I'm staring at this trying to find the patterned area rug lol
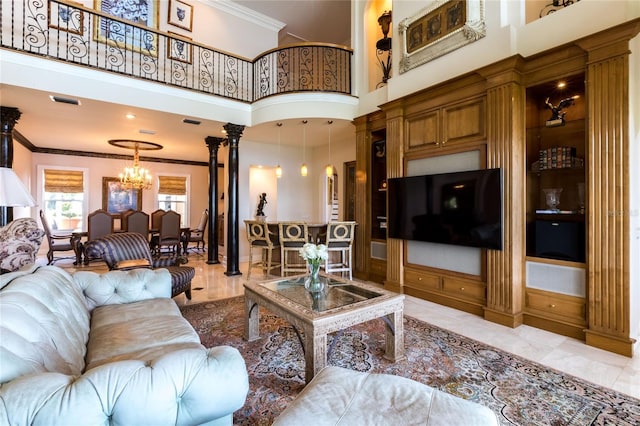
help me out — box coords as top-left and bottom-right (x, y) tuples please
(180, 297), (640, 426)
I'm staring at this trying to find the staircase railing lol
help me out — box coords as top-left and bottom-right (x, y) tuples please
(1, 0), (353, 103)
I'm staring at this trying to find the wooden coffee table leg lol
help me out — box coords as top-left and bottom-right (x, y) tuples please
(384, 309), (405, 362)
(305, 330), (327, 384)
(244, 296), (260, 341)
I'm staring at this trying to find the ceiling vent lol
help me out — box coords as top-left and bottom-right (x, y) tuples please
(139, 129), (156, 135)
(182, 118), (201, 125)
(49, 95), (80, 105)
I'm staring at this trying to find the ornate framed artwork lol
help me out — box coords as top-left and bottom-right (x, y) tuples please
(93, 0), (159, 56)
(168, 0), (193, 32)
(167, 32), (192, 63)
(48, 1), (84, 35)
(399, 0), (486, 74)
(102, 177), (142, 214)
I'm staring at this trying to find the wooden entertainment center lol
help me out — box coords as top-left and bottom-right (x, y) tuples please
(353, 21), (639, 356)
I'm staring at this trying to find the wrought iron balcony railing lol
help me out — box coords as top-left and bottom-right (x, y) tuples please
(1, 0), (353, 103)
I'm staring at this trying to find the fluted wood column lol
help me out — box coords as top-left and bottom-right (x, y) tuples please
(0, 107), (22, 226)
(205, 136), (224, 264)
(576, 24), (639, 356)
(223, 123), (245, 277)
(381, 103), (404, 293)
(353, 115), (370, 280)
(479, 60), (526, 327)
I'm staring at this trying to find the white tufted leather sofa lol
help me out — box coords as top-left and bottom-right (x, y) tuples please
(0, 264), (249, 425)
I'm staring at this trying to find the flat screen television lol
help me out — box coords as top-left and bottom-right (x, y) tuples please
(387, 168), (503, 250)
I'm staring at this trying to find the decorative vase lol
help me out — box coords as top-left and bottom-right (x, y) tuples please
(543, 188), (562, 211)
(304, 262), (324, 293)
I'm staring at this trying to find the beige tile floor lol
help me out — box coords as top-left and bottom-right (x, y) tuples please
(48, 248), (640, 400)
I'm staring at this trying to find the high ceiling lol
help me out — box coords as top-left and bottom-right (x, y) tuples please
(1, 0), (353, 163)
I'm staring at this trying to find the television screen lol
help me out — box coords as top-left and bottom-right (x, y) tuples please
(387, 168), (503, 250)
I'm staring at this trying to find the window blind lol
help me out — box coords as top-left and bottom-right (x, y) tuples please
(158, 176), (186, 195)
(44, 169), (84, 193)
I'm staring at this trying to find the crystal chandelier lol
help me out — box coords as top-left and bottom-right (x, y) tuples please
(109, 140), (163, 190)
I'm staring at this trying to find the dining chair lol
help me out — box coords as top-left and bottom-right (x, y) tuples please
(124, 210), (150, 241)
(83, 209), (114, 265)
(150, 209), (165, 231)
(183, 209), (208, 253)
(38, 210), (74, 265)
(320, 221), (356, 280)
(278, 221), (309, 276)
(151, 210), (182, 255)
(245, 220), (280, 279)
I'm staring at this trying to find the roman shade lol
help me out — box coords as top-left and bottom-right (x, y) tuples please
(158, 176), (186, 195)
(44, 169), (84, 193)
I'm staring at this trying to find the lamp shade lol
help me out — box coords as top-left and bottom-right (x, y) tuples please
(0, 167), (36, 207)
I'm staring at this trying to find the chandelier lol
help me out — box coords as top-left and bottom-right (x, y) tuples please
(108, 140), (163, 190)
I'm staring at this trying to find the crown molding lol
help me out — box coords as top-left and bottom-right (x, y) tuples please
(202, 0), (285, 33)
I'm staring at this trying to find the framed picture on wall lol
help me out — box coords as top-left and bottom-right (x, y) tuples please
(168, 0), (193, 31)
(102, 177), (142, 214)
(93, 0), (159, 56)
(167, 32), (192, 63)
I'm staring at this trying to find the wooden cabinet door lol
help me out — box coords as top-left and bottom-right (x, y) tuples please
(442, 97), (485, 146)
(406, 109), (439, 151)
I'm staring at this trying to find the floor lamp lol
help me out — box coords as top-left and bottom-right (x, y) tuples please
(0, 167), (36, 227)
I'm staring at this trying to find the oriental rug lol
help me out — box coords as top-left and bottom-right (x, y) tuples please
(180, 297), (640, 426)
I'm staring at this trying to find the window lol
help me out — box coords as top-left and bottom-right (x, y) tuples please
(157, 175), (188, 226)
(41, 168), (87, 231)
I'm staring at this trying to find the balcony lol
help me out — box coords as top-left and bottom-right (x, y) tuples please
(1, 0), (353, 104)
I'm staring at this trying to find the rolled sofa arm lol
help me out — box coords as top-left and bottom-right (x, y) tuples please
(0, 346), (249, 426)
(73, 268), (172, 310)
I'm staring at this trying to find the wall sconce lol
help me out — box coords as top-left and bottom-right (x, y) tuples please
(539, 0), (580, 18)
(376, 10), (392, 88)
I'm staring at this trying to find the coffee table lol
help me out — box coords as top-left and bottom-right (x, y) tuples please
(243, 274), (405, 384)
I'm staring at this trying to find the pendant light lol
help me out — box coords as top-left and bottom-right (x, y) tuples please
(275, 122), (283, 178)
(325, 120), (334, 178)
(301, 120), (308, 177)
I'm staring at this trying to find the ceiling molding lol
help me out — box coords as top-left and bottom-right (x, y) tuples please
(204, 0), (285, 33)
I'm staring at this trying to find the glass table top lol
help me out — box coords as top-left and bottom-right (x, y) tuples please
(259, 276), (383, 312)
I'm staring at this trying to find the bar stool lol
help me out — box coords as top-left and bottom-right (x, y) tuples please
(245, 220), (280, 279)
(320, 221), (356, 280)
(279, 222), (309, 276)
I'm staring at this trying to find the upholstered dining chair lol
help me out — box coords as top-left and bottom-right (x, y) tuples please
(320, 221), (356, 280)
(150, 209), (165, 231)
(183, 209), (208, 253)
(245, 220), (280, 279)
(123, 210), (150, 241)
(82, 209), (114, 265)
(151, 210), (182, 255)
(39, 209), (74, 265)
(278, 221), (309, 276)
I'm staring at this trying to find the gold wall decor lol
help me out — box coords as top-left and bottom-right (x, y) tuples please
(399, 0), (486, 74)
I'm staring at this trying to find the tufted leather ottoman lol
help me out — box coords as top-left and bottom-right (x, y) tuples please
(273, 366), (499, 426)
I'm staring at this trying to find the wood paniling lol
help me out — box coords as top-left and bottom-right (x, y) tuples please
(480, 61), (527, 328)
(577, 27), (637, 356)
(405, 97), (485, 152)
(353, 116), (370, 280)
(383, 108), (404, 292)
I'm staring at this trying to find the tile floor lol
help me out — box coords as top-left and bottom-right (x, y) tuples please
(49, 249), (640, 400)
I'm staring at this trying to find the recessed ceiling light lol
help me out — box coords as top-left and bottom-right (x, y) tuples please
(182, 118), (201, 125)
(49, 95), (80, 105)
(126, 113), (136, 119)
(139, 129), (156, 135)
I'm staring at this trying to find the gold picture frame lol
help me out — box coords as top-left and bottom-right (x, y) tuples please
(102, 177), (142, 214)
(167, 32), (192, 63)
(93, 0), (159, 57)
(48, 1), (84, 35)
(399, 0), (486, 74)
(168, 0), (193, 32)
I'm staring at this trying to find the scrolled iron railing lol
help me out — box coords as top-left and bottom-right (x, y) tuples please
(0, 0), (352, 103)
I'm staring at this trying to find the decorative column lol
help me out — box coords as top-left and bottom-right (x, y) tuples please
(223, 123), (245, 276)
(0, 107), (22, 226)
(205, 136), (225, 264)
